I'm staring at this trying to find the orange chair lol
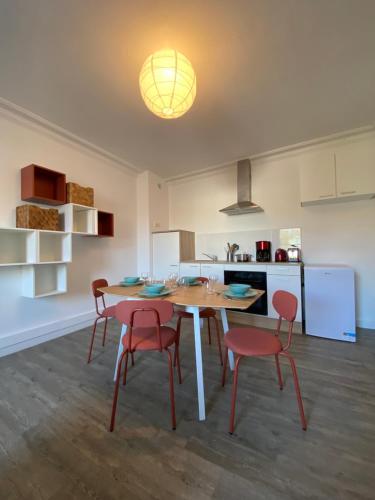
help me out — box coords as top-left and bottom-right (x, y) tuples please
(110, 300), (182, 431)
(222, 290), (307, 434)
(175, 277), (223, 365)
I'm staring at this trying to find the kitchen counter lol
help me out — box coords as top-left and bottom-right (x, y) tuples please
(181, 260), (303, 266)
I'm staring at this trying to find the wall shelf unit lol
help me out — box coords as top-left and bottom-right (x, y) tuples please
(58, 203), (98, 235)
(21, 164), (66, 205)
(97, 211), (114, 237)
(0, 227), (37, 266)
(38, 230), (72, 263)
(22, 264), (68, 298)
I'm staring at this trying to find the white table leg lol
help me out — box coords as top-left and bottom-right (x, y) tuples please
(113, 323), (127, 381)
(186, 305), (206, 421)
(220, 308), (234, 370)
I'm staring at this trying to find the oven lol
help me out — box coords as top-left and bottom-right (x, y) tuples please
(224, 270), (268, 316)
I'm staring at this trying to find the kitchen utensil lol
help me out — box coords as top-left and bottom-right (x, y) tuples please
(275, 248), (288, 262)
(287, 245), (302, 262)
(256, 241), (271, 262)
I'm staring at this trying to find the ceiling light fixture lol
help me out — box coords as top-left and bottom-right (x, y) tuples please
(139, 49), (196, 119)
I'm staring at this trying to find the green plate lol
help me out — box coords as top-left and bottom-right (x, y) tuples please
(119, 280), (143, 287)
(138, 288), (172, 298)
(224, 290), (257, 299)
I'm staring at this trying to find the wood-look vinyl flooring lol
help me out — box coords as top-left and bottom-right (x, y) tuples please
(0, 318), (374, 499)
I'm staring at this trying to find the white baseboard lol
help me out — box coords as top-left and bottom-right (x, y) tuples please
(0, 310), (98, 358)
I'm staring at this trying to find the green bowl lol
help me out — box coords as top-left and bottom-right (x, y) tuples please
(123, 277), (140, 283)
(182, 276), (198, 284)
(229, 283), (251, 295)
(144, 283), (165, 293)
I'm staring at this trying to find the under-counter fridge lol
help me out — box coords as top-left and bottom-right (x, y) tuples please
(304, 265), (356, 342)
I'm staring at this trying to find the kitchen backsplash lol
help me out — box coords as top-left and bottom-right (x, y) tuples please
(196, 227), (301, 261)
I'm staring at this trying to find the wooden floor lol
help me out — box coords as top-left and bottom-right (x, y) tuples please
(0, 319), (374, 500)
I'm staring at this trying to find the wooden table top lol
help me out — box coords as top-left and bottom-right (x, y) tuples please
(99, 284), (264, 310)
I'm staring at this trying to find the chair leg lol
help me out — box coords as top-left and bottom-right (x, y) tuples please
(221, 347), (229, 387)
(207, 317), (212, 344)
(131, 352), (135, 366)
(229, 356), (242, 434)
(109, 350), (127, 432)
(281, 351), (307, 431)
(174, 316), (182, 367)
(102, 317), (108, 346)
(214, 317), (223, 365)
(166, 348), (177, 430)
(275, 353), (283, 390)
(175, 343), (182, 384)
(122, 351), (129, 385)
(87, 317), (99, 364)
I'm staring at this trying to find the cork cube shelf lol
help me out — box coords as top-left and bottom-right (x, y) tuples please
(22, 264), (68, 298)
(58, 203), (98, 235)
(97, 211), (114, 237)
(0, 227), (37, 266)
(38, 230), (72, 263)
(21, 164), (66, 206)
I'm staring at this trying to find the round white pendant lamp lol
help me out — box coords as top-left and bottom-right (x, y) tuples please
(139, 49), (196, 119)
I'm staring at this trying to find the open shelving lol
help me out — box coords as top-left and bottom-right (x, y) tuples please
(21, 164), (66, 205)
(22, 264), (67, 298)
(38, 230), (72, 263)
(97, 211), (114, 237)
(0, 227), (37, 266)
(58, 203), (98, 235)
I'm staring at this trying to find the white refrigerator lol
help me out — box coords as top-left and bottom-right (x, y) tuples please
(304, 265), (356, 342)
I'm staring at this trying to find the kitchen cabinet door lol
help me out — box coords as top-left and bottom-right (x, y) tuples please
(335, 139), (375, 198)
(200, 264), (224, 283)
(267, 274), (302, 322)
(299, 150), (336, 205)
(179, 263), (201, 278)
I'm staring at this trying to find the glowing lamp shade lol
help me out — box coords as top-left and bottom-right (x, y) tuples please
(139, 49), (196, 119)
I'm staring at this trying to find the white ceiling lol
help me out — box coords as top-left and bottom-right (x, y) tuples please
(1, 0), (375, 178)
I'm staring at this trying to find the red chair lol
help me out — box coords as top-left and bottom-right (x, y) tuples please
(110, 300), (182, 432)
(87, 279), (117, 363)
(222, 290), (307, 434)
(175, 277), (223, 365)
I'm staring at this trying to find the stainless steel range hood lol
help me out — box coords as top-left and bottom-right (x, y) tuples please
(219, 159), (263, 215)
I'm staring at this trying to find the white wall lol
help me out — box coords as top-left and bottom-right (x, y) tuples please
(168, 133), (375, 329)
(0, 109), (138, 355)
(137, 170), (169, 275)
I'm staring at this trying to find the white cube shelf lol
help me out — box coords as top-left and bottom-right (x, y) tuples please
(22, 264), (67, 298)
(38, 230), (72, 263)
(0, 227), (37, 266)
(58, 203), (98, 235)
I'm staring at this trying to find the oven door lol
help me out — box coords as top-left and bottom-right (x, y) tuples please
(224, 270), (268, 316)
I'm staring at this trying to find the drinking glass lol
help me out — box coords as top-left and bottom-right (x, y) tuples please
(207, 274), (218, 294)
(168, 272), (178, 289)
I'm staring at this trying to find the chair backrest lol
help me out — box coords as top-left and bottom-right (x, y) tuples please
(196, 276), (209, 283)
(116, 300), (174, 327)
(272, 290), (298, 322)
(92, 278), (108, 298)
(272, 290), (298, 350)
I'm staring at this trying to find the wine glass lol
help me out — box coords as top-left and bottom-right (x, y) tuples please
(141, 271), (148, 282)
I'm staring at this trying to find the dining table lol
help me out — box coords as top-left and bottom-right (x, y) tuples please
(99, 282), (264, 421)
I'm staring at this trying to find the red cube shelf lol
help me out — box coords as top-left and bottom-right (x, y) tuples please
(98, 211), (114, 237)
(21, 164), (66, 205)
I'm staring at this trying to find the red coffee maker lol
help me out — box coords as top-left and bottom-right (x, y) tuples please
(256, 241), (271, 262)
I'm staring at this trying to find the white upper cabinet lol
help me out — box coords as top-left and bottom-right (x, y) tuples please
(335, 139), (375, 199)
(300, 134), (375, 206)
(299, 150), (336, 205)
